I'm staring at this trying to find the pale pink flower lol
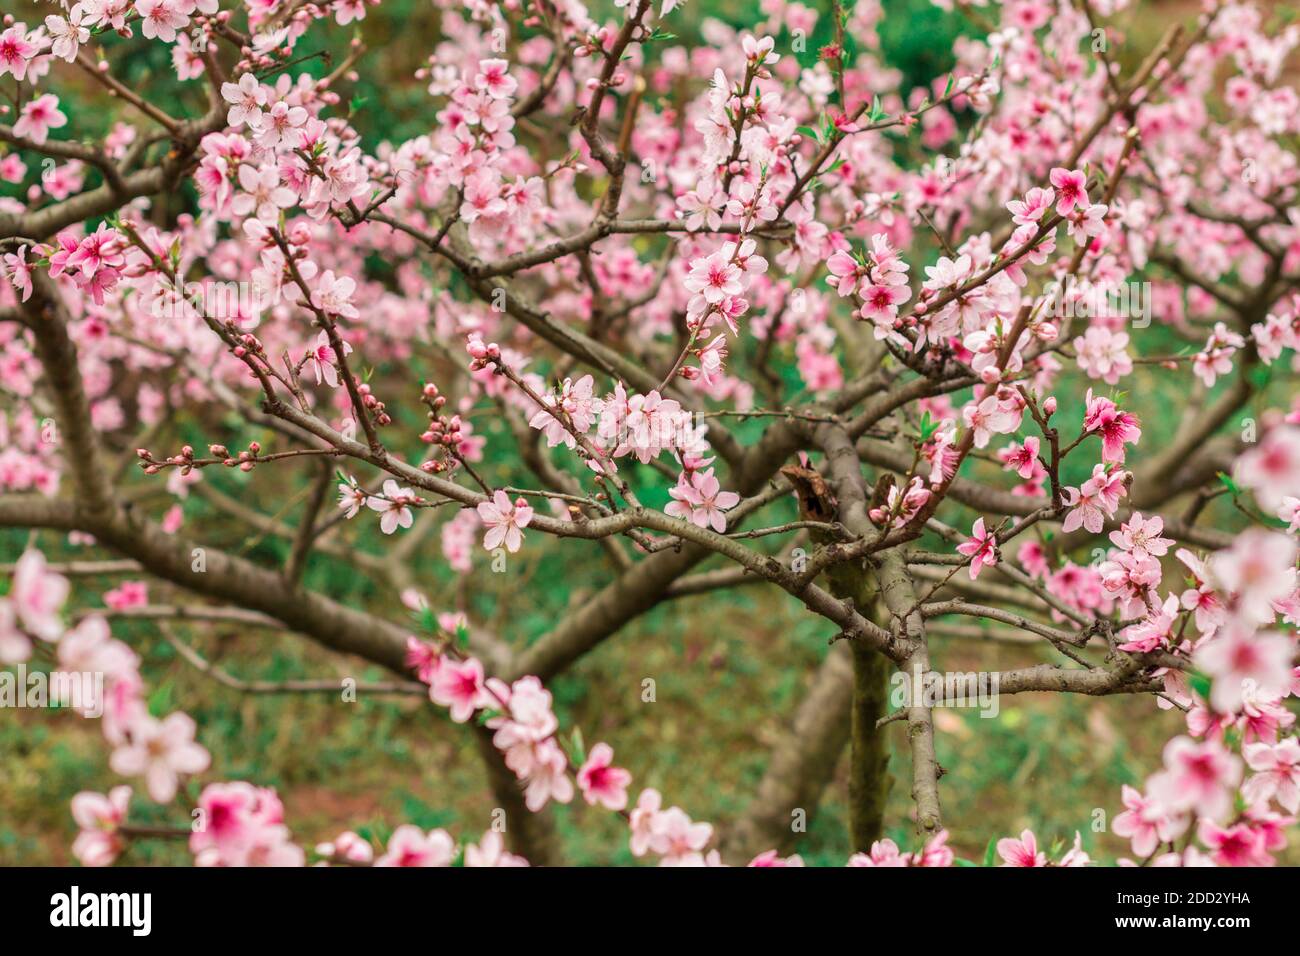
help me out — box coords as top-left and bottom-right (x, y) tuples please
(315, 830), (374, 864)
(136, 0), (190, 42)
(1083, 390), (1141, 463)
(13, 94), (68, 146)
(1112, 783), (1187, 858)
(1058, 832), (1091, 867)
(474, 58), (517, 99)
(1073, 326), (1132, 384)
(0, 25), (40, 81)
(337, 479), (367, 518)
(962, 395), (1018, 449)
(9, 549), (69, 641)
(45, 12), (89, 63)
(577, 742), (632, 811)
(232, 164), (297, 223)
(476, 490), (533, 552)
(1194, 625), (1295, 714)
(651, 806), (713, 865)
(1155, 736), (1242, 822)
(71, 786), (132, 867)
(847, 838), (907, 866)
(996, 829), (1047, 867)
(314, 270), (359, 319)
(1209, 528), (1297, 625)
(464, 830), (528, 867)
(629, 788), (663, 857)
(1197, 820), (1272, 867)
(1109, 512), (1171, 560)
(1061, 464), (1127, 534)
(304, 330), (351, 388)
(1048, 167), (1087, 214)
(429, 656), (487, 723)
(684, 250), (743, 305)
(956, 517), (998, 579)
(221, 73), (267, 129)
(1235, 426), (1300, 511)
(366, 479), (416, 535)
(1243, 738), (1300, 813)
(374, 825), (454, 867)
(664, 468), (740, 532)
(109, 712), (211, 803)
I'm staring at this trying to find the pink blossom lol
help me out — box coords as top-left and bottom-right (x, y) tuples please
(221, 73), (268, 129)
(629, 788), (664, 857)
(374, 825), (454, 867)
(1083, 390), (1141, 463)
(847, 838), (908, 866)
(366, 479), (416, 534)
(474, 58), (518, 99)
(962, 395), (1018, 448)
(136, 0), (190, 42)
(1048, 167), (1087, 215)
(956, 517), (998, 579)
(1235, 426), (1300, 511)
(1194, 625), (1295, 714)
(684, 250), (744, 305)
(1155, 736), (1242, 822)
(104, 581), (148, 611)
(1109, 512), (1171, 560)
(1073, 326), (1132, 384)
(9, 549), (69, 641)
(464, 830), (528, 867)
(996, 829), (1047, 866)
(577, 742), (632, 811)
(1111, 783), (1187, 858)
(13, 95), (68, 146)
(1197, 820), (1272, 867)
(664, 468), (740, 532)
(315, 830), (374, 864)
(109, 712), (211, 803)
(1243, 738), (1300, 813)
(1061, 464), (1128, 534)
(304, 330), (352, 389)
(0, 25), (40, 81)
(1209, 528), (1297, 625)
(476, 490), (534, 552)
(429, 656), (487, 722)
(70, 786), (132, 867)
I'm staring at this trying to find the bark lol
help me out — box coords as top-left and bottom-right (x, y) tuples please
(784, 460), (893, 850)
(827, 560), (891, 850)
(721, 642), (854, 863)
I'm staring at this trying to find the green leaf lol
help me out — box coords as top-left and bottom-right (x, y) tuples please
(982, 837), (997, 867)
(1216, 472), (1241, 497)
(566, 727), (587, 768)
(919, 410), (940, 442)
(147, 681), (174, 718)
